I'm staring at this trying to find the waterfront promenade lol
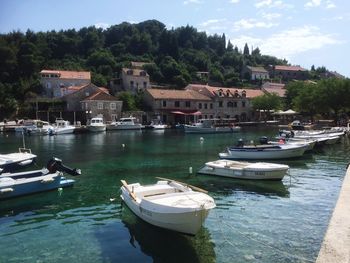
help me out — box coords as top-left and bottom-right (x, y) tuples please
(316, 163), (350, 263)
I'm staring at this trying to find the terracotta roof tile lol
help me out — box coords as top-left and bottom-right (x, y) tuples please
(81, 91), (119, 101)
(186, 84), (264, 98)
(146, 88), (211, 101)
(40, 70), (91, 79)
(274, 65), (307, 71)
(122, 68), (149, 77)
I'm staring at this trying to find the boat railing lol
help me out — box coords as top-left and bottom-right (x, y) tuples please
(19, 148), (32, 154)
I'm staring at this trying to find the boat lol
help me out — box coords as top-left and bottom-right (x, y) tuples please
(0, 148), (37, 173)
(219, 140), (307, 160)
(0, 157), (81, 200)
(107, 117), (143, 130)
(120, 177), (216, 235)
(49, 119), (75, 135)
(87, 117), (106, 132)
(145, 121), (168, 130)
(184, 119), (241, 134)
(198, 159), (289, 180)
(15, 120), (53, 135)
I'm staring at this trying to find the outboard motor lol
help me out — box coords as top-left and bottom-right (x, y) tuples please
(47, 157), (81, 176)
(236, 138), (244, 147)
(259, 136), (269, 145)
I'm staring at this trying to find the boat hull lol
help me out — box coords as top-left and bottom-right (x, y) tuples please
(120, 182), (215, 235)
(220, 145), (306, 160)
(184, 125), (241, 134)
(107, 124), (143, 130)
(87, 125), (106, 132)
(0, 173), (74, 200)
(198, 160), (289, 180)
(0, 152), (37, 173)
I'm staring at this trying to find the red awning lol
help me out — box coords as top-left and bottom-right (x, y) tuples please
(171, 110), (202, 116)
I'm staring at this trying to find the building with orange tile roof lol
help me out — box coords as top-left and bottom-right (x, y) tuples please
(144, 88), (212, 124)
(186, 84), (264, 121)
(268, 65), (308, 81)
(40, 69), (91, 98)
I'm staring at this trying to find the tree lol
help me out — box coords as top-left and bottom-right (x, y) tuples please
(243, 43), (250, 56)
(252, 93), (282, 121)
(117, 91), (137, 111)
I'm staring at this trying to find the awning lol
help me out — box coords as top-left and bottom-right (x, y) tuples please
(171, 110), (202, 116)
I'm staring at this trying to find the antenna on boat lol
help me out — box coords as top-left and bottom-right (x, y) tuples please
(22, 131), (26, 148)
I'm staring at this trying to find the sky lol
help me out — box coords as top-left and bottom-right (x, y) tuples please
(0, 0), (349, 77)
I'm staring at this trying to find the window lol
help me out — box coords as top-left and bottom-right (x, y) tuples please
(98, 102), (103, 109)
(185, 101), (190, 107)
(234, 102), (237, 107)
(227, 102), (233, 108)
(140, 71), (146, 76)
(175, 101), (180, 107)
(198, 103), (202, 109)
(162, 100), (167, 107)
(110, 103), (116, 110)
(204, 103), (208, 109)
(242, 101), (246, 107)
(85, 92), (90, 97)
(130, 81), (134, 88)
(143, 82), (147, 88)
(210, 103), (213, 109)
(219, 101), (223, 107)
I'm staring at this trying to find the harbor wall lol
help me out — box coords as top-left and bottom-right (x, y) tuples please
(316, 163), (350, 263)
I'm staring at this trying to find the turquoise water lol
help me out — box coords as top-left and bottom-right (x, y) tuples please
(0, 129), (349, 263)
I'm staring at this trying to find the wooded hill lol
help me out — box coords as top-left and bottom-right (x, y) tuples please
(0, 19), (295, 117)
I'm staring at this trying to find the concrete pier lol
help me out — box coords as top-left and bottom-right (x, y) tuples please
(316, 163), (350, 263)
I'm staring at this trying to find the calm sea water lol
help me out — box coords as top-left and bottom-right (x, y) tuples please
(0, 128), (349, 263)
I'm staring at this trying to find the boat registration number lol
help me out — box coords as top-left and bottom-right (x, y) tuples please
(254, 171), (265, 176)
(140, 207), (153, 217)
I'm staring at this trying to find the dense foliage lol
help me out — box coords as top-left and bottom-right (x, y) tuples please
(0, 20), (289, 118)
(285, 79), (350, 122)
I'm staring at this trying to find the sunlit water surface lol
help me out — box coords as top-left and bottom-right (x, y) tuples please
(0, 128), (349, 263)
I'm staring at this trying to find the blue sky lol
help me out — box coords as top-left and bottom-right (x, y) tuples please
(1, 0), (349, 77)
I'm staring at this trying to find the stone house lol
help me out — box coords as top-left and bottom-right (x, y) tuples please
(261, 82), (286, 97)
(80, 91), (123, 122)
(186, 84), (264, 121)
(121, 68), (150, 94)
(242, 66), (269, 81)
(40, 69), (91, 98)
(268, 65), (308, 81)
(143, 88), (212, 124)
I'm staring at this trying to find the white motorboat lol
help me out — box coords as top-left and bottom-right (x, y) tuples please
(271, 138), (317, 152)
(219, 143), (307, 160)
(184, 119), (241, 134)
(120, 178), (216, 235)
(146, 121), (168, 130)
(198, 159), (289, 180)
(87, 117), (106, 132)
(107, 117), (143, 130)
(0, 157), (80, 200)
(15, 120), (53, 135)
(49, 119), (75, 135)
(0, 148), (37, 173)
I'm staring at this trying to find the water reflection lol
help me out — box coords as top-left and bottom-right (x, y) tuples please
(118, 204), (216, 263)
(194, 175), (290, 198)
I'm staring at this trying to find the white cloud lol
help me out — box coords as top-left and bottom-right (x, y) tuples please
(304, 0), (336, 9)
(233, 18), (278, 31)
(183, 0), (201, 5)
(200, 19), (226, 27)
(255, 0), (293, 9)
(305, 0), (321, 8)
(229, 0), (240, 3)
(261, 12), (282, 20)
(230, 26), (342, 60)
(95, 22), (110, 30)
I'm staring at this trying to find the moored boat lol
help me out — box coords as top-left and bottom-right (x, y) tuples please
(184, 119), (241, 134)
(87, 117), (106, 132)
(0, 148), (37, 173)
(107, 117), (143, 130)
(198, 159), (289, 180)
(219, 142), (307, 160)
(120, 178), (216, 235)
(49, 119), (76, 135)
(0, 157), (81, 200)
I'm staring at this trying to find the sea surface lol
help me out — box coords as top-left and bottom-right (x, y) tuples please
(0, 128), (349, 263)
